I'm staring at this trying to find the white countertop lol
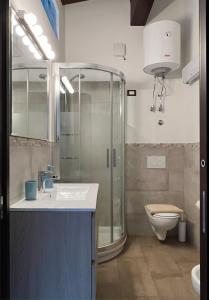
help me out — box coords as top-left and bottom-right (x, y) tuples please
(10, 183), (99, 212)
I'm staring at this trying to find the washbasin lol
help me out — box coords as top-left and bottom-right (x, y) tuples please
(10, 183), (99, 211)
(55, 184), (89, 201)
(191, 264), (200, 296)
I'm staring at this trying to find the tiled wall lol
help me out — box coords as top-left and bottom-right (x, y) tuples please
(10, 136), (54, 205)
(125, 143), (200, 248)
(184, 144), (200, 249)
(125, 144), (185, 237)
(10, 137), (200, 248)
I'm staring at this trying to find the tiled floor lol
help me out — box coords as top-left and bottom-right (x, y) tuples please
(96, 237), (199, 300)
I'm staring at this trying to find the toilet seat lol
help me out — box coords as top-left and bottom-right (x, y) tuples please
(153, 212), (180, 219)
(145, 205), (183, 241)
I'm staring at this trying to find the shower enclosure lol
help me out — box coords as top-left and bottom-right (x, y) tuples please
(54, 63), (126, 262)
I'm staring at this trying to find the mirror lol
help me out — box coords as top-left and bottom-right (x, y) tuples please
(11, 12), (49, 140)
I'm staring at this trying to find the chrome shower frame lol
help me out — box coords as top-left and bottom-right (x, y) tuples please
(53, 62), (127, 263)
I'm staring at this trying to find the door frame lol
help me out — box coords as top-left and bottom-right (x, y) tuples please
(0, 0), (10, 298)
(200, 0), (208, 299)
(0, 0), (208, 299)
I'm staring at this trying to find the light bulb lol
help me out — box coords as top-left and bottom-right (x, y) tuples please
(34, 51), (42, 60)
(12, 14), (18, 26)
(22, 36), (31, 46)
(32, 25), (43, 36)
(24, 13), (37, 26)
(44, 43), (52, 52)
(47, 50), (55, 60)
(28, 44), (36, 53)
(15, 25), (25, 37)
(38, 35), (48, 46)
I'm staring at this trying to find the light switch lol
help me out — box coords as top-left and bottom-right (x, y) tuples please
(147, 156), (166, 169)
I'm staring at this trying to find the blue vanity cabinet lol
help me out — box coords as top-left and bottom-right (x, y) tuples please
(10, 210), (97, 300)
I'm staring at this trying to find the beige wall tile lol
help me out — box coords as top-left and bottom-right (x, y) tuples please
(169, 169), (184, 192)
(31, 144), (52, 181)
(184, 144), (200, 170)
(125, 143), (200, 249)
(183, 143), (200, 249)
(127, 214), (154, 236)
(10, 142), (32, 204)
(10, 136), (53, 204)
(126, 191), (184, 215)
(135, 169), (169, 191)
(167, 147), (184, 170)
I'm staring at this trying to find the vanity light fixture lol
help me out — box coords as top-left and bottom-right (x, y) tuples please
(24, 14), (55, 59)
(12, 13), (18, 26)
(44, 43), (52, 52)
(31, 25), (43, 37)
(61, 76), (75, 94)
(38, 35), (48, 46)
(28, 44), (36, 53)
(24, 13), (37, 26)
(15, 25), (25, 37)
(22, 36), (31, 46)
(37, 35), (55, 59)
(47, 51), (55, 60)
(12, 8), (56, 61)
(34, 52), (42, 60)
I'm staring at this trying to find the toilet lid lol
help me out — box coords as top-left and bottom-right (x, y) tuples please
(153, 212), (180, 219)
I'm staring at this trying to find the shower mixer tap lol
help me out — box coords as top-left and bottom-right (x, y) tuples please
(150, 74), (167, 113)
(150, 104), (156, 112)
(158, 102), (164, 112)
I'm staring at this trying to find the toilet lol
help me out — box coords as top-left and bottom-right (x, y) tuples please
(145, 204), (183, 241)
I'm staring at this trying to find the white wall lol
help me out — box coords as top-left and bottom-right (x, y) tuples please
(65, 0), (199, 143)
(126, 80), (199, 143)
(12, 0), (65, 61)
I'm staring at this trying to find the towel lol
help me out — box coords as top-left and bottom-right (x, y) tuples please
(145, 204), (184, 215)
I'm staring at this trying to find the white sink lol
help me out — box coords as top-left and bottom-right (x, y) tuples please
(10, 183), (99, 211)
(54, 184), (89, 201)
(191, 264), (200, 296)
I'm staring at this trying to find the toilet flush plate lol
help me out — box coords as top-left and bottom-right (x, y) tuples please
(147, 156), (166, 169)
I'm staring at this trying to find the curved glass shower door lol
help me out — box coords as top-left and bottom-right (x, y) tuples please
(59, 68), (80, 181)
(112, 74), (125, 243)
(79, 69), (112, 247)
(56, 63), (126, 262)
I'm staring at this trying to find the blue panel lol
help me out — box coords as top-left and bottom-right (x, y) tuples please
(41, 0), (59, 38)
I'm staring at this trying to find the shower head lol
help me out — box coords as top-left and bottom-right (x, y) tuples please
(39, 73), (47, 80)
(70, 74), (85, 81)
(60, 74), (85, 95)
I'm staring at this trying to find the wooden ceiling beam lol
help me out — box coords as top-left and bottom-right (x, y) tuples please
(130, 0), (154, 26)
(61, 0), (87, 5)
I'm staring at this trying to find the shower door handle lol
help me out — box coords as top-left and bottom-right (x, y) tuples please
(106, 149), (110, 168)
(202, 190), (207, 234)
(113, 149), (117, 167)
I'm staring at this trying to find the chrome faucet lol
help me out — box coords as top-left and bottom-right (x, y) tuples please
(38, 171), (49, 192)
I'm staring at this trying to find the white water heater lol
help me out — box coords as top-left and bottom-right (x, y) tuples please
(143, 20), (181, 76)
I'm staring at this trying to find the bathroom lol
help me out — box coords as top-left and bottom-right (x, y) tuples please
(0, 0), (206, 299)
